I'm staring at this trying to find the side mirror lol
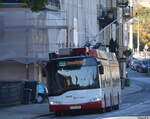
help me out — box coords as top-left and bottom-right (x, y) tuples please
(99, 65), (104, 74)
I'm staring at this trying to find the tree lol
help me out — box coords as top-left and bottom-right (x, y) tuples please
(24, 0), (48, 12)
(123, 49), (132, 57)
(133, 7), (150, 51)
(0, 0), (2, 5)
(0, 0), (48, 12)
(109, 38), (119, 53)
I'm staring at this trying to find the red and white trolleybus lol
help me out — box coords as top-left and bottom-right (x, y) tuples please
(46, 48), (121, 115)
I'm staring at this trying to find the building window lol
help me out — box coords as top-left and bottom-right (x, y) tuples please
(48, 0), (60, 8)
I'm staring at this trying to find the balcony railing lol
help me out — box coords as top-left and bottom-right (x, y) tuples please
(97, 8), (117, 30)
(0, 0), (61, 10)
(46, 0), (60, 10)
(117, 0), (128, 8)
(0, 0), (24, 8)
(98, 20), (116, 49)
(123, 6), (133, 21)
(0, 11), (67, 60)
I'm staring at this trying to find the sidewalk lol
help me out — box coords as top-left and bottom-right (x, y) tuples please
(0, 103), (51, 119)
(0, 79), (142, 119)
(122, 79), (142, 97)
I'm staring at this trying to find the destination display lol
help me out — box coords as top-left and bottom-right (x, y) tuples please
(58, 60), (83, 67)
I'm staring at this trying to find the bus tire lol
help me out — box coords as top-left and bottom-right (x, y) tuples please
(114, 94), (119, 110)
(55, 112), (61, 116)
(109, 95), (113, 112)
(114, 103), (119, 110)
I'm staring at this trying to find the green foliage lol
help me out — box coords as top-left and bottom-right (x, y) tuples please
(0, 83), (2, 93)
(135, 7), (150, 19)
(24, 0), (48, 12)
(123, 49), (132, 57)
(109, 38), (119, 53)
(134, 7), (150, 51)
(133, 33), (137, 49)
(0, 0), (2, 5)
(140, 43), (145, 51)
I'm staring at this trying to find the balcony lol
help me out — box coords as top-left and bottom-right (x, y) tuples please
(46, 0), (60, 11)
(97, 8), (117, 30)
(0, 0), (61, 10)
(117, 0), (128, 8)
(0, 0), (24, 8)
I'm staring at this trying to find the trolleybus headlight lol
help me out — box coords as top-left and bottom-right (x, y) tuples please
(90, 97), (101, 102)
(50, 101), (61, 105)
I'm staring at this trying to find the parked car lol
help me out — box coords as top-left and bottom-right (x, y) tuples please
(136, 59), (150, 73)
(37, 82), (48, 104)
(126, 59), (130, 68)
(130, 59), (138, 70)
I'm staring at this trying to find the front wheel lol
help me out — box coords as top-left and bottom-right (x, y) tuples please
(55, 112), (61, 116)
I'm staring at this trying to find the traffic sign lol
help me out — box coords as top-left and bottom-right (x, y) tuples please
(144, 44), (148, 50)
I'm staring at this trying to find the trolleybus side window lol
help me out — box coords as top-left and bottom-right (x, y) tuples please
(111, 66), (115, 87)
(116, 67), (120, 87)
(98, 64), (105, 88)
(105, 66), (108, 88)
(111, 66), (120, 87)
(103, 65), (108, 88)
(106, 65), (111, 88)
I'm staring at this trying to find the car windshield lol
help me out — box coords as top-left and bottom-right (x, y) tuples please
(48, 58), (99, 96)
(143, 61), (148, 65)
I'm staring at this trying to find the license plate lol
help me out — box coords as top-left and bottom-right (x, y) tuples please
(70, 106), (81, 110)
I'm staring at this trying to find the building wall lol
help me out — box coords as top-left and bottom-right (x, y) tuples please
(97, 0), (117, 46)
(0, 7), (50, 81)
(61, 0), (99, 47)
(0, 61), (26, 81)
(0, 8), (50, 59)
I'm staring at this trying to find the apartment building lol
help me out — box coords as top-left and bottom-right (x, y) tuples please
(0, 0), (64, 83)
(0, 0), (99, 83)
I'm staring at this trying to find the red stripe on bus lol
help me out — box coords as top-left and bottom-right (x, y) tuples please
(50, 101), (102, 112)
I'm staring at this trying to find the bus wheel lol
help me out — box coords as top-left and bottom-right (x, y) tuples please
(55, 112), (61, 116)
(114, 94), (119, 110)
(108, 95), (113, 112)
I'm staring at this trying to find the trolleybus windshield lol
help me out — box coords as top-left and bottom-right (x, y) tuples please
(48, 58), (99, 96)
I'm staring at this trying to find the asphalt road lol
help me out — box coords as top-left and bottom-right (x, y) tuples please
(35, 68), (150, 119)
